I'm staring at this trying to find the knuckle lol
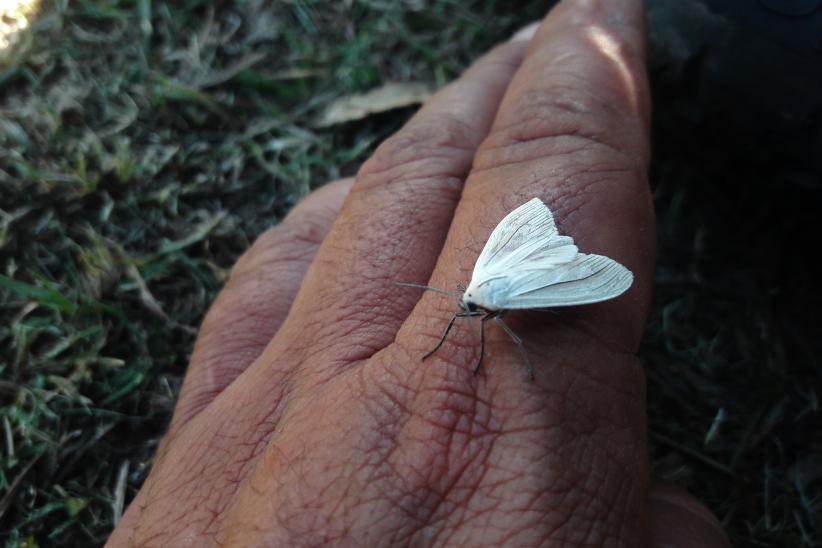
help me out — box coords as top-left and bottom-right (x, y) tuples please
(354, 347), (502, 528)
(194, 295), (277, 363)
(193, 249), (304, 360)
(254, 215), (328, 255)
(357, 115), (476, 191)
(186, 221), (327, 398)
(295, 283), (408, 361)
(231, 216), (326, 279)
(510, 84), (609, 129)
(387, 364), (497, 479)
(475, 84), (635, 173)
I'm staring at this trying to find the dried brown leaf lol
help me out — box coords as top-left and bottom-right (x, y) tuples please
(317, 81), (432, 127)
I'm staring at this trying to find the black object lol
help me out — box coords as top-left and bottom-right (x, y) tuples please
(759, 0), (821, 18)
(709, 0), (822, 56)
(647, 0), (822, 187)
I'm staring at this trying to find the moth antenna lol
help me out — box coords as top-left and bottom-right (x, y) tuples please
(395, 282), (461, 298)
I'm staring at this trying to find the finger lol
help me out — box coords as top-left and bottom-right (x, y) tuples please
(400, 0), (652, 368)
(260, 30), (538, 376)
(115, 179), (353, 542)
(378, 0), (655, 544)
(420, 0), (653, 352)
(167, 178), (353, 433)
(649, 481), (731, 548)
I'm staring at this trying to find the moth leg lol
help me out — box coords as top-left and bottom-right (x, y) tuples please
(422, 312), (477, 361)
(495, 316), (534, 380)
(474, 312), (496, 375)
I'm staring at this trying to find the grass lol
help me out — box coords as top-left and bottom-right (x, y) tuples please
(1, 0), (820, 545)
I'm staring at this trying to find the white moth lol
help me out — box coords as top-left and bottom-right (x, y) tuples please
(404, 197), (633, 379)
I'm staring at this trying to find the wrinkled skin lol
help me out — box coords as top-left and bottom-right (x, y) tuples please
(109, 2), (731, 546)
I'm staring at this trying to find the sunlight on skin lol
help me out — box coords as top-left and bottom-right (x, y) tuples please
(0, 0), (40, 51)
(585, 25), (640, 115)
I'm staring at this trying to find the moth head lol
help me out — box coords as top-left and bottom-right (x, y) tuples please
(459, 293), (478, 312)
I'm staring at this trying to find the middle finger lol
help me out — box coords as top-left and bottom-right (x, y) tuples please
(262, 31), (539, 376)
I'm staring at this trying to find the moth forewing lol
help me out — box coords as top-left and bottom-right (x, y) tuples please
(473, 197), (561, 275)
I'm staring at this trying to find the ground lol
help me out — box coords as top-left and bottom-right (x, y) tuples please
(1, 0), (820, 546)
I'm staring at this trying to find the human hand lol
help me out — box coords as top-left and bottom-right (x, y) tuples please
(108, 1), (730, 546)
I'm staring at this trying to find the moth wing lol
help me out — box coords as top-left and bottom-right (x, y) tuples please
(499, 253), (633, 309)
(473, 198), (578, 280)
